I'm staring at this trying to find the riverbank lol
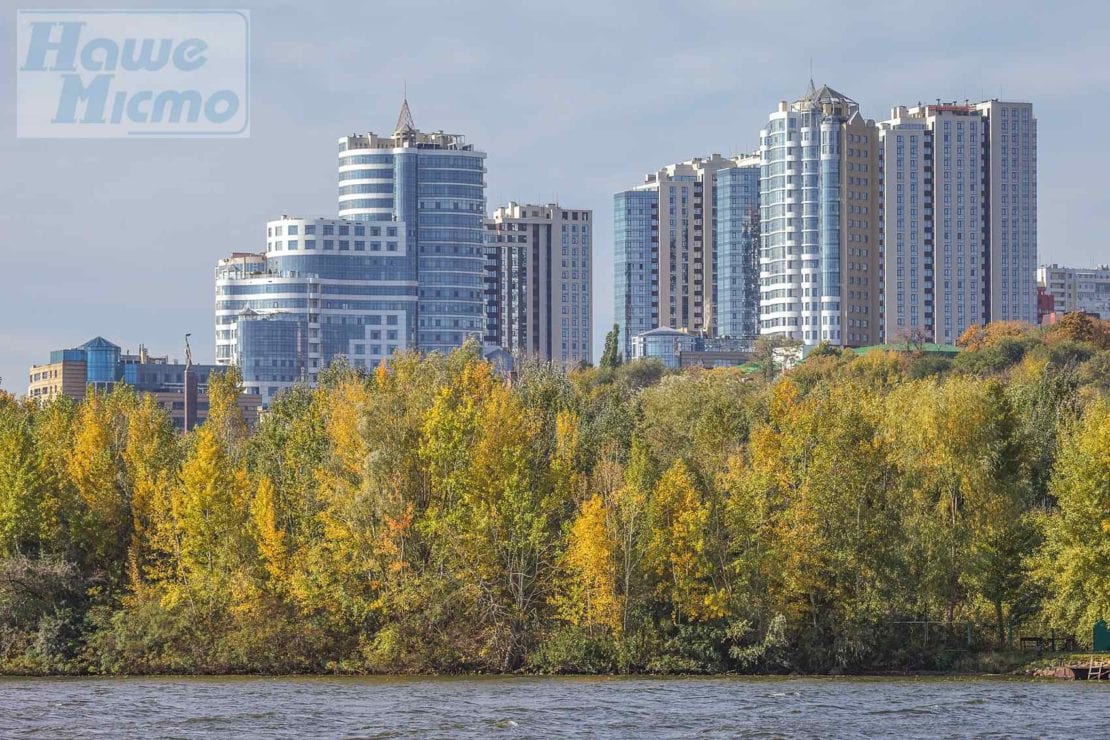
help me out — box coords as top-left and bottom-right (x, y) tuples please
(3, 650), (1102, 679)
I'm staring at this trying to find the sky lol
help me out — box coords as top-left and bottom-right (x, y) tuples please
(2, 0), (1109, 391)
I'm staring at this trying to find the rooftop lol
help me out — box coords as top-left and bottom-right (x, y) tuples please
(339, 98), (477, 153)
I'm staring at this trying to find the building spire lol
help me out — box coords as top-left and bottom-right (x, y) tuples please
(395, 96), (415, 135)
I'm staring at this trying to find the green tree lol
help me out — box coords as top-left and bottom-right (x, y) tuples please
(0, 399), (47, 556)
(600, 324), (623, 369)
(1035, 400), (1110, 640)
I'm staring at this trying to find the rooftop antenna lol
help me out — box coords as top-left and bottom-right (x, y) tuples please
(395, 84), (415, 136)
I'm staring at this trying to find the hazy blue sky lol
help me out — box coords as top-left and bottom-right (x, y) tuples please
(2, 0), (1108, 390)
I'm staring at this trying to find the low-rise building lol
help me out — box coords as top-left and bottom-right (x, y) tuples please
(630, 328), (752, 369)
(27, 336), (260, 431)
(1037, 264), (1110, 320)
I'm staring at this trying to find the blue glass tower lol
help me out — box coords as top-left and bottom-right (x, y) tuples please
(613, 188), (658, 358)
(337, 100), (486, 354)
(715, 161), (761, 340)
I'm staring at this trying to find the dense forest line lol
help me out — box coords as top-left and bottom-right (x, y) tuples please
(1, 314), (1107, 675)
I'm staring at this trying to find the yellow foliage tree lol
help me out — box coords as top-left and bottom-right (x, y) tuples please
(252, 475), (288, 589)
(646, 459), (727, 622)
(69, 392), (130, 581)
(170, 425), (252, 604)
(553, 495), (622, 634)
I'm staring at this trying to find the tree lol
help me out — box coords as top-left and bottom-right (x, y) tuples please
(171, 425), (251, 601)
(204, 367), (249, 457)
(1035, 400), (1110, 640)
(600, 324), (623, 369)
(1045, 312), (1110, 349)
(251, 476), (288, 589)
(0, 400), (46, 556)
(609, 439), (655, 634)
(553, 495), (621, 634)
(646, 459), (726, 623)
(752, 335), (802, 381)
(891, 326), (929, 353)
(68, 392), (131, 584)
(122, 394), (177, 585)
(883, 376), (1027, 630)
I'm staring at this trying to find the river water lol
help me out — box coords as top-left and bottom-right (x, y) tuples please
(1, 675), (1107, 738)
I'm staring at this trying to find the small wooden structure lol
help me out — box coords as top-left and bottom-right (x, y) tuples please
(1052, 657), (1110, 680)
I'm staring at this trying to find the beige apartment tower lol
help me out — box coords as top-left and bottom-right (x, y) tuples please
(877, 100), (1037, 344)
(484, 203), (592, 365)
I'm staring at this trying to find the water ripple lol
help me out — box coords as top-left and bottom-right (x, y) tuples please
(1, 675), (1108, 738)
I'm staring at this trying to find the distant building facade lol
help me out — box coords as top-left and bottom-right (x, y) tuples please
(755, 84), (1037, 349)
(338, 99), (486, 354)
(215, 215), (413, 407)
(483, 203), (592, 365)
(615, 154), (751, 358)
(215, 101), (487, 407)
(27, 337), (260, 431)
(978, 100), (1038, 325)
(715, 156), (762, 341)
(877, 100), (1038, 344)
(1037, 264), (1110, 319)
(759, 83), (882, 348)
(630, 327), (751, 369)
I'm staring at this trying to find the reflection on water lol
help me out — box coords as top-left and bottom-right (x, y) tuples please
(1, 675), (1108, 738)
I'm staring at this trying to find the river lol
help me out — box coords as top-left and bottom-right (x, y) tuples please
(1, 675), (1107, 738)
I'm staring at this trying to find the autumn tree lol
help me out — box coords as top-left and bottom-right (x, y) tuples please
(553, 495), (621, 634)
(645, 459), (726, 623)
(1035, 400), (1110, 641)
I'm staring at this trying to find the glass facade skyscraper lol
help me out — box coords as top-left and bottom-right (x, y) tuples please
(337, 101), (486, 354)
(215, 101), (487, 406)
(613, 188), (658, 359)
(715, 158), (761, 340)
(215, 216), (417, 405)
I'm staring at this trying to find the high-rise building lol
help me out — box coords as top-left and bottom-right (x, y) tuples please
(879, 104), (986, 344)
(978, 100), (1038, 324)
(338, 100), (487, 353)
(215, 215), (414, 406)
(715, 156), (761, 340)
(27, 336), (260, 430)
(1038, 263), (1110, 319)
(759, 83), (882, 348)
(215, 101), (487, 406)
(483, 203), (592, 365)
(614, 154), (744, 358)
(876, 100), (1037, 343)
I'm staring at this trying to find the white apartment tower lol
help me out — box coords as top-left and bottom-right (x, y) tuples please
(759, 83), (882, 348)
(484, 203), (592, 365)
